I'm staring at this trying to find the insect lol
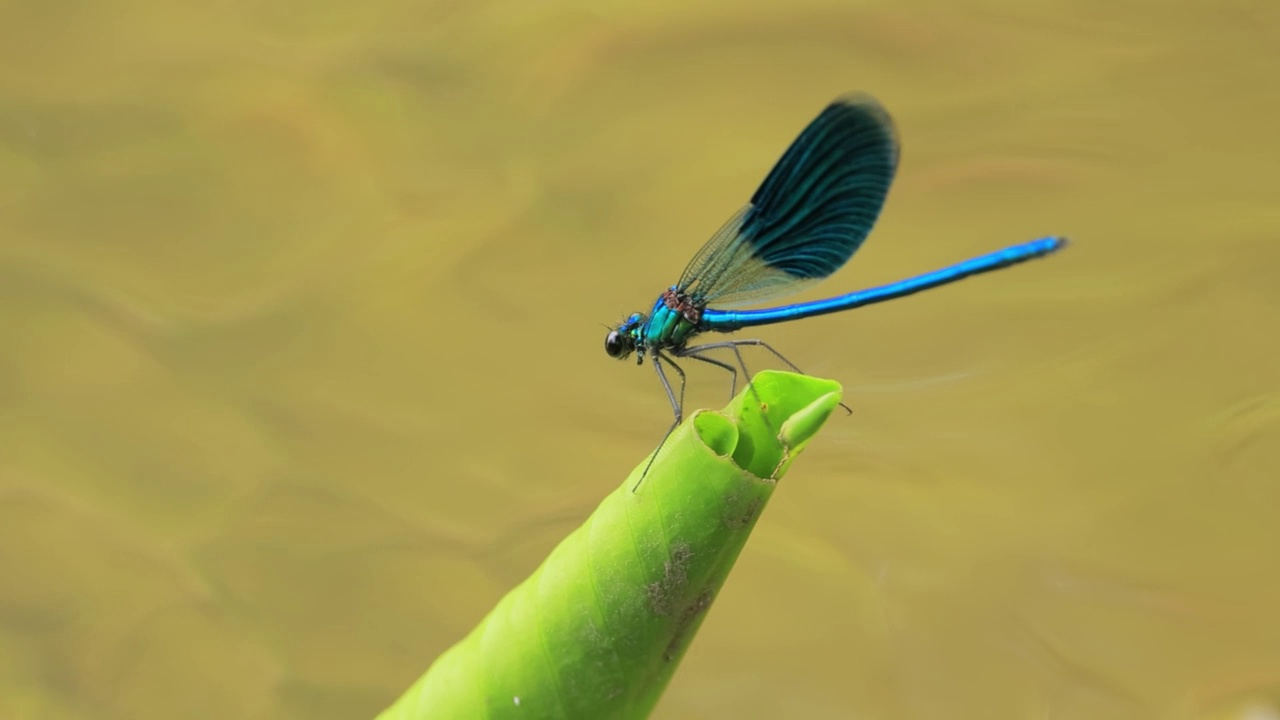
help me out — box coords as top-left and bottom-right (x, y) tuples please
(605, 93), (1067, 489)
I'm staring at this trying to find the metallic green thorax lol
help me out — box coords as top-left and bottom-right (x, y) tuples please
(643, 292), (700, 349)
(605, 287), (707, 365)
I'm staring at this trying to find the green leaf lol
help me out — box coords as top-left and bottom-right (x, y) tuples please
(376, 371), (843, 720)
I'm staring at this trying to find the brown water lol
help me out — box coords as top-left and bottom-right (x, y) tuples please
(2, 1), (1278, 718)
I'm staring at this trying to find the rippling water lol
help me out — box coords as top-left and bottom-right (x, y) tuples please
(2, 1), (1278, 718)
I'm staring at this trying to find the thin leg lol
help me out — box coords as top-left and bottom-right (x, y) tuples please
(677, 350), (738, 401)
(731, 339), (852, 414)
(652, 351), (686, 423)
(678, 340), (769, 422)
(634, 352), (687, 493)
(680, 341), (786, 445)
(684, 339), (853, 415)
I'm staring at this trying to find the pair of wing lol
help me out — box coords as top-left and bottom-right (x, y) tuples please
(676, 94), (900, 308)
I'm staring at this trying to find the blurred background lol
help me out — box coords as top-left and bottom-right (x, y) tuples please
(2, 0), (1278, 718)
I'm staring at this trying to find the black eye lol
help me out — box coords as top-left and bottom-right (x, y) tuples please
(604, 330), (628, 359)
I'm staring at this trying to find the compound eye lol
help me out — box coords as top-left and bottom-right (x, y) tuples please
(604, 331), (627, 359)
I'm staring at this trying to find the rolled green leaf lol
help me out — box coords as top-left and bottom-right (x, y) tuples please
(377, 370), (843, 720)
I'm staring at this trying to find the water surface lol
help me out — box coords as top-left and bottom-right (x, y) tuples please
(2, 1), (1278, 718)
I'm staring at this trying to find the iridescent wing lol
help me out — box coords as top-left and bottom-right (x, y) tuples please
(677, 93), (899, 308)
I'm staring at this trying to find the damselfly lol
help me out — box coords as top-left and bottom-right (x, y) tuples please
(604, 94), (1066, 489)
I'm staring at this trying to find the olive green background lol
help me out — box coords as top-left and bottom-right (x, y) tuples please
(1, 0), (1277, 719)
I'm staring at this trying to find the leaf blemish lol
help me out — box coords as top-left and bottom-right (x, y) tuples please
(664, 588), (714, 662)
(724, 496), (761, 529)
(646, 543), (692, 616)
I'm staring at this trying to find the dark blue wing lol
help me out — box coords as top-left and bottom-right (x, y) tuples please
(677, 93), (899, 307)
